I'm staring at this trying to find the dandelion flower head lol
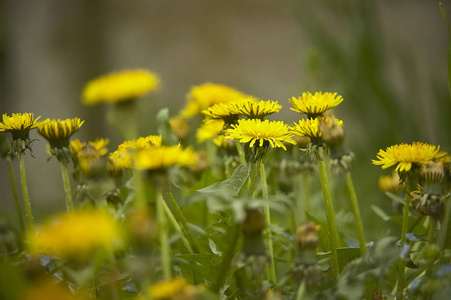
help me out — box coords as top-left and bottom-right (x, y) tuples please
(289, 92), (343, 116)
(109, 135), (162, 169)
(28, 210), (123, 260)
(290, 117), (343, 139)
(148, 278), (189, 300)
(169, 116), (189, 140)
(82, 69), (160, 105)
(0, 113), (41, 140)
(372, 142), (445, 172)
(196, 119), (225, 143)
(228, 97), (282, 119)
(71, 138), (110, 159)
(226, 118), (295, 150)
(181, 83), (246, 118)
(133, 145), (196, 170)
(38, 118), (84, 148)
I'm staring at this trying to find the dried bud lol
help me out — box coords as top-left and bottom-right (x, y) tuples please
(295, 222), (320, 250)
(422, 161), (444, 184)
(241, 209), (265, 234)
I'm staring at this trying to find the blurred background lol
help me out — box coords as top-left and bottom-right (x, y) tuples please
(1, 0), (450, 239)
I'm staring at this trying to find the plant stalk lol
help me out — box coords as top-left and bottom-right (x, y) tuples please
(259, 159), (277, 286)
(345, 171), (366, 255)
(7, 157), (25, 233)
(60, 162), (75, 213)
(156, 192), (172, 279)
(317, 147), (340, 275)
(161, 198), (193, 254)
(19, 153), (34, 232)
(235, 140), (246, 164)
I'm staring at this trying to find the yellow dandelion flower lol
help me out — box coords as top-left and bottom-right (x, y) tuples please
(22, 279), (84, 300)
(28, 210), (123, 260)
(169, 116), (189, 140)
(38, 118), (84, 148)
(226, 119), (295, 150)
(372, 142), (446, 172)
(228, 97), (282, 119)
(109, 135), (162, 168)
(149, 278), (188, 300)
(378, 172), (405, 194)
(0, 113), (41, 140)
(82, 69), (160, 105)
(181, 83), (246, 118)
(290, 118), (343, 139)
(196, 119), (225, 143)
(201, 102), (238, 121)
(289, 92), (343, 116)
(133, 145), (196, 170)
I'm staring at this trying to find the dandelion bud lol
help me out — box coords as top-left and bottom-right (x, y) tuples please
(295, 222), (320, 250)
(421, 161), (444, 184)
(241, 209), (265, 235)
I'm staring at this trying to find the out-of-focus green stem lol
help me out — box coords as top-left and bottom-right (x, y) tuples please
(19, 153), (34, 232)
(7, 157), (25, 233)
(317, 147), (340, 276)
(302, 173), (310, 216)
(398, 183), (412, 298)
(248, 162), (259, 198)
(345, 171), (366, 255)
(156, 192), (172, 280)
(260, 159), (277, 286)
(167, 191), (201, 253)
(235, 140), (246, 164)
(427, 217), (436, 244)
(60, 163), (75, 213)
(161, 198), (193, 254)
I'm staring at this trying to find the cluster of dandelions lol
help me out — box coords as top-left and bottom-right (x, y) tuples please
(1, 68), (450, 300)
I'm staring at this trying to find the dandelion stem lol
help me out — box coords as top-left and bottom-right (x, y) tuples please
(161, 197), (193, 254)
(19, 153), (34, 232)
(302, 173), (310, 216)
(398, 183), (412, 297)
(248, 163), (259, 198)
(235, 140), (246, 164)
(427, 217), (436, 244)
(296, 280), (306, 300)
(345, 171), (366, 255)
(259, 158), (277, 286)
(317, 147), (340, 276)
(60, 163), (75, 213)
(167, 191), (201, 253)
(7, 157), (25, 233)
(156, 192), (172, 279)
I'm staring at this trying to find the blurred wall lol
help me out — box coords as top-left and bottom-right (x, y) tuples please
(0, 0), (449, 231)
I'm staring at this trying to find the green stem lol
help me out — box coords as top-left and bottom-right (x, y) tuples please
(248, 163), (259, 198)
(439, 197), (451, 250)
(60, 163), (75, 213)
(235, 140), (246, 164)
(19, 153), (34, 232)
(296, 281), (307, 300)
(156, 193), (172, 279)
(7, 157), (25, 233)
(398, 185), (412, 298)
(167, 191), (201, 253)
(317, 147), (340, 276)
(259, 159), (277, 286)
(302, 173), (310, 216)
(427, 217), (436, 244)
(400, 190), (411, 246)
(345, 171), (366, 255)
(161, 197), (193, 254)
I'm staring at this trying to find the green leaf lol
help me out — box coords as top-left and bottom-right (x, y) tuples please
(156, 108), (178, 146)
(197, 163), (251, 197)
(386, 215), (427, 236)
(385, 192), (405, 205)
(371, 205), (390, 221)
(318, 247), (361, 271)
